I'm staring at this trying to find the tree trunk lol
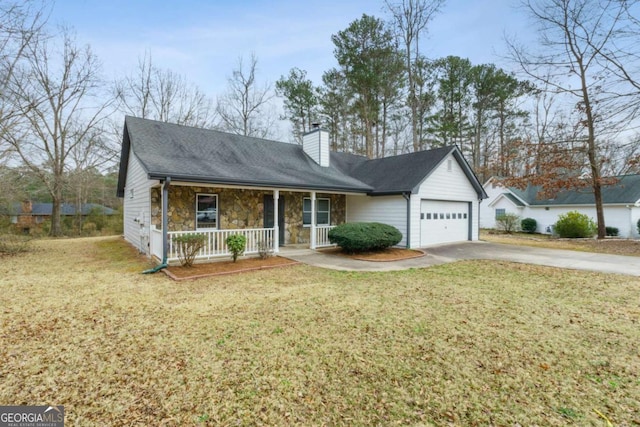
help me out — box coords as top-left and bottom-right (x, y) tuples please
(50, 189), (63, 237)
(579, 59), (606, 239)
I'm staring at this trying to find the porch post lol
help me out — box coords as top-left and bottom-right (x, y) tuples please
(161, 177), (171, 264)
(273, 189), (280, 253)
(310, 191), (316, 249)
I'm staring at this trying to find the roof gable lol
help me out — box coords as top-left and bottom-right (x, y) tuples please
(488, 192), (526, 208)
(333, 145), (487, 198)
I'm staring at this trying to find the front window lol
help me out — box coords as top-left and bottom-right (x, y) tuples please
(196, 194), (218, 229)
(495, 208), (506, 219)
(303, 197), (330, 226)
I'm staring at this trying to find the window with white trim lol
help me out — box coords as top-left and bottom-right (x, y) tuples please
(495, 208), (506, 219)
(303, 197), (330, 226)
(196, 194), (218, 229)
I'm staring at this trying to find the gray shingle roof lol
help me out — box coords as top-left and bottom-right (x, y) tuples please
(333, 146), (485, 196)
(503, 193), (526, 207)
(120, 116), (372, 194)
(118, 116), (487, 198)
(508, 175), (640, 205)
(8, 203), (115, 216)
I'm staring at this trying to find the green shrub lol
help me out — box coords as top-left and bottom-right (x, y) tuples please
(521, 218), (537, 233)
(605, 226), (619, 237)
(328, 222), (402, 253)
(554, 211), (597, 238)
(496, 213), (520, 234)
(226, 234), (246, 262)
(637, 218), (640, 235)
(173, 233), (207, 267)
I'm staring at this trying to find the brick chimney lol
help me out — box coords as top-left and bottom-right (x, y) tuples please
(21, 200), (33, 214)
(302, 123), (330, 167)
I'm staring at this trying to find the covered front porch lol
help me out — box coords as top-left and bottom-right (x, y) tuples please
(149, 183), (345, 263)
(150, 225), (336, 263)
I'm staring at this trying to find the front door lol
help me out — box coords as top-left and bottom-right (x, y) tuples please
(264, 195), (285, 246)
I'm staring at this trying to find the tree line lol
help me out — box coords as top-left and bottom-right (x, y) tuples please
(275, 0), (640, 239)
(1, 0), (639, 238)
(0, 1), (279, 236)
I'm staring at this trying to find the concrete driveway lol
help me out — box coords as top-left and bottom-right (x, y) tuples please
(426, 242), (640, 277)
(282, 242), (640, 276)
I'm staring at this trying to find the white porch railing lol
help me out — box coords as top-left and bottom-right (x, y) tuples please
(315, 225), (336, 248)
(150, 226), (163, 259)
(151, 227), (275, 262)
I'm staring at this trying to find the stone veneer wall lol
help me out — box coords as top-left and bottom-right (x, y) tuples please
(281, 192), (346, 244)
(150, 186), (346, 245)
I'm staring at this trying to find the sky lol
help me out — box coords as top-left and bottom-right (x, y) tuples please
(49, 0), (532, 88)
(48, 0), (534, 136)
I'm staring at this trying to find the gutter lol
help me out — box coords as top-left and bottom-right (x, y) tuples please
(146, 173), (372, 194)
(143, 176), (171, 274)
(402, 192), (411, 249)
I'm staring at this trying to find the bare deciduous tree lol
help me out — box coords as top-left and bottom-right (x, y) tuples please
(0, 0), (48, 163)
(216, 54), (277, 139)
(385, 0), (445, 151)
(507, 0), (639, 238)
(2, 29), (113, 236)
(115, 52), (216, 128)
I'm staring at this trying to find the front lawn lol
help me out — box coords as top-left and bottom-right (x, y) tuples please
(1, 237), (638, 425)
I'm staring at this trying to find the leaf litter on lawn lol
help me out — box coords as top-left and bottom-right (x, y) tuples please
(0, 236), (638, 425)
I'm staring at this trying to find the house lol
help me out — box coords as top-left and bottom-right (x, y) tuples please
(4, 201), (115, 234)
(480, 176), (640, 238)
(117, 116), (487, 263)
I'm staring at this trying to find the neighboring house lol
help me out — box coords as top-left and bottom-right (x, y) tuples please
(4, 201), (115, 234)
(480, 176), (640, 238)
(117, 116), (487, 262)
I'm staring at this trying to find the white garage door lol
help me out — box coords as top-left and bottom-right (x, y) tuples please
(420, 200), (470, 246)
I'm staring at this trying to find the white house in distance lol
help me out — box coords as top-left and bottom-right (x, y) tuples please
(480, 176), (640, 238)
(116, 116), (487, 264)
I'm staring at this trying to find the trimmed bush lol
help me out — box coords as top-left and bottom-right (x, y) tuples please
(605, 226), (619, 237)
(226, 234), (246, 262)
(521, 218), (537, 234)
(496, 213), (520, 234)
(328, 222), (402, 253)
(554, 211), (597, 238)
(637, 218), (640, 235)
(173, 233), (207, 267)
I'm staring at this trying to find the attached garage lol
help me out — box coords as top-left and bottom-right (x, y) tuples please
(420, 200), (470, 246)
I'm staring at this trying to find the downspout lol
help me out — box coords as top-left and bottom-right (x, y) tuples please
(403, 192), (411, 249)
(142, 177), (171, 274)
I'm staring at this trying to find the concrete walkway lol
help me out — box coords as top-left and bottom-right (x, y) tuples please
(280, 242), (640, 277)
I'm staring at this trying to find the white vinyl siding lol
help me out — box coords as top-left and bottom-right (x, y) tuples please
(122, 149), (157, 254)
(526, 205), (638, 238)
(411, 153), (480, 248)
(481, 179), (640, 238)
(346, 195), (407, 247)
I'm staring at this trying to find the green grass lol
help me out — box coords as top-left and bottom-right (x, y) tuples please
(1, 237), (639, 425)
